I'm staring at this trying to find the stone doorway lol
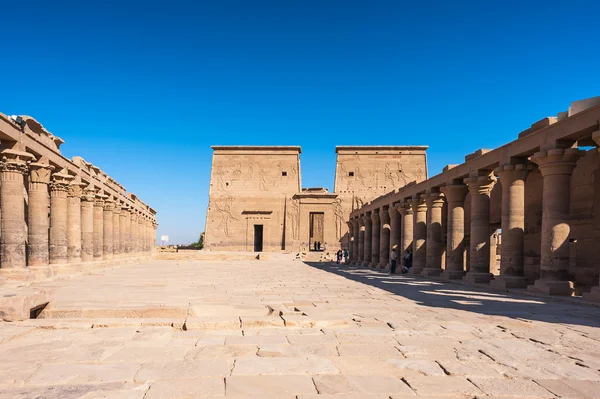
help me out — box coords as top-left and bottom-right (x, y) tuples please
(309, 212), (324, 251)
(253, 225), (263, 252)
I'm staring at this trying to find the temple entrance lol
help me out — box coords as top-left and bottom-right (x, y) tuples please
(309, 212), (324, 251)
(253, 225), (263, 252)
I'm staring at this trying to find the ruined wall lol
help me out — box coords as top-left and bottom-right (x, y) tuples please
(204, 147), (301, 251)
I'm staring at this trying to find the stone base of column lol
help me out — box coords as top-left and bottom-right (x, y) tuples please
(528, 279), (574, 296)
(421, 268), (443, 277)
(463, 272), (493, 284)
(377, 261), (388, 270)
(441, 270), (465, 280)
(583, 286), (600, 302)
(408, 267), (423, 275)
(0, 268), (33, 282)
(490, 275), (528, 289)
(361, 261), (370, 267)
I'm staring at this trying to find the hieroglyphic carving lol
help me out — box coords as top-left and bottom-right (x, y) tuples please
(214, 196), (238, 236)
(333, 198), (345, 239)
(258, 167), (268, 191)
(246, 163), (254, 181)
(289, 198), (300, 239)
(214, 166), (227, 190)
(232, 163), (242, 178)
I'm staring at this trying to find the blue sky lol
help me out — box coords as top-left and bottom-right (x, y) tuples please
(1, 0), (598, 244)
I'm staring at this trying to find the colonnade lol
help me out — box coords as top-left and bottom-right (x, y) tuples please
(0, 148), (157, 276)
(347, 145), (591, 296)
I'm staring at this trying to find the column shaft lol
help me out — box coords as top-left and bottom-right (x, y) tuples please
(422, 192), (444, 276)
(388, 206), (400, 266)
(80, 188), (95, 262)
(93, 196), (105, 260)
(440, 184), (468, 279)
(463, 173), (496, 284)
(357, 218), (365, 264)
(113, 207), (121, 259)
(379, 207), (390, 268)
(370, 211), (380, 268)
(362, 215), (372, 266)
(410, 196), (427, 274)
(49, 171), (73, 265)
(103, 201), (114, 259)
(67, 183), (84, 263)
(27, 162), (52, 266)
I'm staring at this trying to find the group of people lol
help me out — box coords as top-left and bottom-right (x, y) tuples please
(336, 248), (349, 264)
(390, 245), (412, 274)
(313, 241), (322, 251)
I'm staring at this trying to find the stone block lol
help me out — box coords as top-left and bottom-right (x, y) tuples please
(528, 279), (574, 296)
(184, 316), (240, 330)
(231, 357), (339, 375)
(468, 377), (555, 397)
(135, 359), (229, 381)
(225, 375), (317, 395)
(282, 314), (315, 328)
(28, 363), (140, 385)
(241, 316), (285, 328)
(403, 375), (482, 396)
(144, 378), (224, 398)
(313, 375), (415, 395)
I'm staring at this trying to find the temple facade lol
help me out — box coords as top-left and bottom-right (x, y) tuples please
(204, 145), (428, 252)
(346, 96), (600, 298)
(0, 113), (157, 281)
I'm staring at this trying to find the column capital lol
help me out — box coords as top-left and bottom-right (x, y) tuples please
(396, 201), (413, 216)
(68, 181), (86, 198)
(408, 195), (427, 213)
(361, 214), (371, 226)
(50, 169), (74, 194)
(371, 210), (380, 223)
(29, 160), (54, 184)
(440, 184), (468, 203)
(81, 186), (96, 202)
(531, 147), (583, 177)
(464, 171), (496, 195)
(0, 147), (35, 175)
(494, 162), (535, 185)
(424, 192), (444, 209)
(388, 205), (400, 219)
(94, 194), (108, 207)
(103, 199), (115, 212)
(112, 204), (121, 215)
(380, 206), (390, 224)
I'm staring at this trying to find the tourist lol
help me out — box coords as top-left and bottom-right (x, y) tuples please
(336, 249), (343, 264)
(317, 241), (321, 251)
(343, 248), (349, 263)
(401, 248), (413, 274)
(390, 245), (398, 274)
(313, 241), (317, 251)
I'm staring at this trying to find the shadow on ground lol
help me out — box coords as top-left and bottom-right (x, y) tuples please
(303, 261), (600, 329)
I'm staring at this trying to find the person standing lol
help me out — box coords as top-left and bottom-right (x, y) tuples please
(343, 248), (349, 264)
(390, 245), (398, 274)
(336, 249), (343, 264)
(402, 248), (413, 273)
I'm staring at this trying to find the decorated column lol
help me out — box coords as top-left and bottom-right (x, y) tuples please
(49, 169), (73, 264)
(130, 212), (139, 256)
(67, 180), (85, 263)
(362, 214), (372, 266)
(409, 195), (427, 274)
(398, 202), (413, 260)
(388, 205), (400, 267)
(352, 218), (360, 263)
(27, 159), (53, 266)
(463, 171), (496, 284)
(0, 147), (34, 271)
(357, 216), (365, 264)
(440, 183), (468, 279)
(529, 148), (582, 295)
(378, 206), (390, 268)
(103, 199), (114, 260)
(422, 191), (445, 276)
(492, 163), (533, 289)
(113, 203), (121, 259)
(119, 206), (129, 258)
(370, 210), (380, 268)
(80, 186), (96, 262)
(93, 194), (105, 261)
(346, 220), (354, 262)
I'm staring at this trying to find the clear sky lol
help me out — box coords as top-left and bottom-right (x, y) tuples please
(1, 0), (598, 244)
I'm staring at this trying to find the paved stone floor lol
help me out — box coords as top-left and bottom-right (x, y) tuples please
(1, 257), (600, 398)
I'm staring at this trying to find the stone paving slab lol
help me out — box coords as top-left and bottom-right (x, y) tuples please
(1, 258), (600, 397)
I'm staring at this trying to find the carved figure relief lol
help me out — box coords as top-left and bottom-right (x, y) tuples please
(289, 198), (300, 239)
(333, 198), (345, 239)
(214, 196), (238, 237)
(214, 166), (227, 190)
(258, 167), (268, 191)
(291, 163), (298, 177)
(396, 163), (409, 186)
(354, 196), (364, 209)
(246, 163), (254, 181)
(384, 162), (395, 187)
(232, 163), (242, 178)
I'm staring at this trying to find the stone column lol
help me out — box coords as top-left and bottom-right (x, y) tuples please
(27, 160), (53, 266)
(138, 214), (144, 255)
(93, 195), (105, 261)
(492, 163), (533, 289)
(370, 211), (380, 268)
(67, 181), (85, 263)
(379, 206), (390, 268)
(388, 205), (400, 267)
(529, 148), (581, 295)
(357, 216), (365, 264)
(49, 170), (74, 265)
(409, 195), (427, 274)
(119, 206), (129, 258)
(463, 172), (496, 284)
(131, 212), (139, 257)
(440, 184), (468, 279)
(0, 148), (34, 271)
(398, 203), (413, 259)
(80, 187), (95, 262)
(346, 221), (354, 262)
(103, 200), (114, 260)
(113, 204), (121, 259)
(422, 191), (445, 276)
(362, 214), (372, 266)
(352, 218), (359, 263)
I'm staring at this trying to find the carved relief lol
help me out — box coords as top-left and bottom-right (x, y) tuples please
(215, 196), (238, 237)
(289, 198), (300, 239)
(232, 163), (242, 178)
(333, 198), (345, 239)
(29, 165), (52, 184)
(258, 167), (268, 191)
(214, 166), (227, 190)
